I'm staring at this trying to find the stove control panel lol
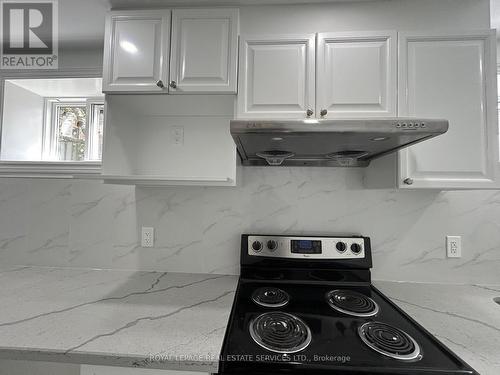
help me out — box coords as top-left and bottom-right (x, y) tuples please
(247, 236), (365, 259)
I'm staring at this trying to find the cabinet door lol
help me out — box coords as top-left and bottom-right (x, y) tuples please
(169, 8), (239, 94)
(237, 35), (315, 118)
(317, 31), (396, 118)
(103, 10), (171, 93)
(398, 31), (499, 189)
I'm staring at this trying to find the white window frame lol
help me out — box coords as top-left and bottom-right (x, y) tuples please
(86, 99), (105, 162)
(0, 67), (103, 178)
(42, 98), (104, 162)
(498, 66), (500, 163)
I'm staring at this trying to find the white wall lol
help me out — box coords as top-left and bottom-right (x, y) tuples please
(0, 82), (44, 161)
(239, 0), (489, 34)
(0, 0), (497, 284)
(0, 2), (497, 373)
(497, 39), (500, 62)
(1, 169), (500, 284)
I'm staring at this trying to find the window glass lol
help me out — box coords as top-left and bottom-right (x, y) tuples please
(1, 77), (103, 162)
(57, 104), (87, 161)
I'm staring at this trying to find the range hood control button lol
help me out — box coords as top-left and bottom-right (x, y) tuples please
(252, 241), (263, 252)
(267, 240), (278, 251)
(336, 242), (347, 253)
(351, 243), (362, 254)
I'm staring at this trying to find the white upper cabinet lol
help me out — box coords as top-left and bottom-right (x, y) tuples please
(398, 30), (499, 189)
(169, 8), (239, 94)
(103, 10), (171, 93)
(237, 31), (396, 119)
(103, 8), (239, 94)
(237, 35), (316, 118)
(316, 31), (397, 118)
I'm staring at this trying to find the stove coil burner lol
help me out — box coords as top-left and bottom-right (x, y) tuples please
(249, 312), (311, 354)
(358, 322), (422, 361)
(252, 287), (290, 308)
(326, 289), (379, 317)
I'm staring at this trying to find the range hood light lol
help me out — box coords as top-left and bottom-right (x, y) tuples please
(272, 137), (284, 141)
(370, 136), (389, 141)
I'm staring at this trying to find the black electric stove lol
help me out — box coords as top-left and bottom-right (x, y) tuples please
(218, 234), (477, 375)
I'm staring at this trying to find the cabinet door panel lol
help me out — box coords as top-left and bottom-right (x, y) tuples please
(170, 9), (238, 93)
(238, 35), (315, 118)
(317, 31), (396, 118)
(103, 10), (170, 92)
(398, 31), (498, 189)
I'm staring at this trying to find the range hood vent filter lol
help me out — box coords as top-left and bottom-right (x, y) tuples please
(256, 151), (295, 166)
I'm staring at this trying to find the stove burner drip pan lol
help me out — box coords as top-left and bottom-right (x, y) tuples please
(252, 287), (290, 308)
(249, 312), (311, 354)
(358, 321), (422, 361)
(326, 289), (379, 317)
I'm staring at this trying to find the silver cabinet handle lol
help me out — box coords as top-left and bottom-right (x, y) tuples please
(169, 81), (177, 89)
(306, 109), (313, 118)
(156, 80), (164, 88)
(320, 109), (328, 118)
(403, 178), (414, 185)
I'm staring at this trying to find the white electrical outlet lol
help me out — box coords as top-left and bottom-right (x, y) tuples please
(171, 126), (184, 145)
(446, 235), (461, 258)
(141, 227), (154, 248)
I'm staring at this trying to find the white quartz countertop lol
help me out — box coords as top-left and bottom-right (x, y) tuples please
(0, 266), (238, 372)
(0, 266), (498, 374)
(374, 280), (500, 375)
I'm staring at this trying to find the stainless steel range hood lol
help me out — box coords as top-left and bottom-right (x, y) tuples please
(231, 118), (448, 167)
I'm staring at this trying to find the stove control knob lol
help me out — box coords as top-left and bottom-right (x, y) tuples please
(252, 241), (263, 252)
(336, 242), (347, 253)
(267, 240), (278, 251)
(351, 243), (362, 254)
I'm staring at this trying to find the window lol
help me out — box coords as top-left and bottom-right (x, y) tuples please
(43, 98), (104, 161)
(1, 77), (104, 164)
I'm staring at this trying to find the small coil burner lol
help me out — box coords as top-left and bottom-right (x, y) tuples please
(326, 289), (379, 317)
(358, 322), (422, 361)
(252, 287), (290, 308)
(249, 312), (311, 354)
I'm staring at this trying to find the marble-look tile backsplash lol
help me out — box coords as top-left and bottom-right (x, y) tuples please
(0, 167), (499, 284)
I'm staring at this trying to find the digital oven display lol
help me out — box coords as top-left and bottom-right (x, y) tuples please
(291, 240), (322, 254)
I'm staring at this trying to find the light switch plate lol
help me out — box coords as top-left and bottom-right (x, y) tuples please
(446, 235), (461, 258)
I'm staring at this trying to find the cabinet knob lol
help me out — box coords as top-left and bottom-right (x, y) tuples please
(403, 178), (414, 185)
(156, 80), (164, 88)
(320, 109), (328, 118)
(169, 80), (177, 89)
(306, 109), (313, 118)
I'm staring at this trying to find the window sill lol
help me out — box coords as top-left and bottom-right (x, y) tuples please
(0, 161), (101, 179)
